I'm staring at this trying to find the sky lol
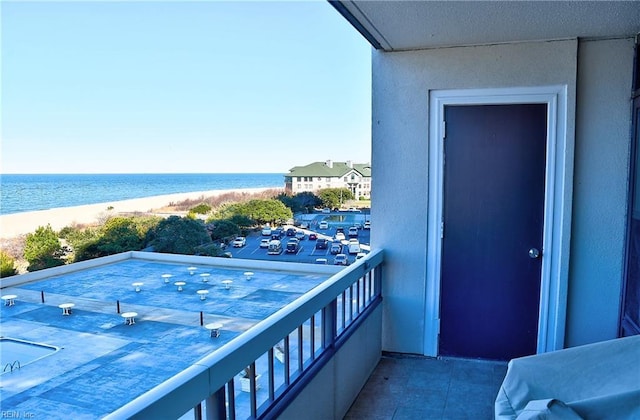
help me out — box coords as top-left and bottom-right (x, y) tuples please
(0, 0), (372, 174)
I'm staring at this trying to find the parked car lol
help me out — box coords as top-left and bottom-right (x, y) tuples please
(330, 242), (342, 254)
(363, 221), (371, 230)
(286, 238), (300, 253)
(321, 208), (331, 214)
(272, 227), (284, 238)
(295, 231), (306, 240)
(319, 221), (329, 229)
(308, 233), (318, 240)
(267, 240), (282, 255)
(356, 252), (367, 259)
(299, 222), (309, 229)
(261, 226), (272, 236)
(316, 238), (328, 249)
(334, 254), (349, 266)
(335, 232), (346, 241)
(348, 227), (359, 237)
(348, 241), (361, 254)
(286, 227), (296, 237)
(315, 258), (328, 265)
(336, 226), (345, 234)
(232, 237), (246, 247)
(260, 239), (270, 248)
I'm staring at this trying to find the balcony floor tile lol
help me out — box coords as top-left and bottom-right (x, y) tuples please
(345, 353), (507, 420)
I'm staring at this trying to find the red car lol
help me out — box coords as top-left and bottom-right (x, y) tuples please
(309, 233), (318, 240)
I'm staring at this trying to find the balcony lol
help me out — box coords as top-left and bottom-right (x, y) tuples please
(101, 246), (507, 420)
(3, 246), (506, 419)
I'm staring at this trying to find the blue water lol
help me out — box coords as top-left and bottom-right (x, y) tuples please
(0, 173), (283, 215)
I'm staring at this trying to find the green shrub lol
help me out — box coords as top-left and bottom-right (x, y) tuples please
(208, 220), (241, 241)
(145, 216), (212, 255)
(24, 225), (65, 271)
(190, 202), (212, 215)
(0, 251), (17, 277)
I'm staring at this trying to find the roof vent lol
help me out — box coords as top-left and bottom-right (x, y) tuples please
(326, 159), (333, 168)
(347, 160), (353, 168)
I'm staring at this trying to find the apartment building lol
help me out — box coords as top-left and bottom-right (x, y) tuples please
(284, 159), (371, 199)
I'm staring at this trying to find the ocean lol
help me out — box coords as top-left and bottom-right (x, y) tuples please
(0, 173), (284, 215)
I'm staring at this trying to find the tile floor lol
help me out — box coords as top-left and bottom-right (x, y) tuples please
(344, 353), (508, 420)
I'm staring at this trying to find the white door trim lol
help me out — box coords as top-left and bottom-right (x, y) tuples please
(425, 86), (571, 357)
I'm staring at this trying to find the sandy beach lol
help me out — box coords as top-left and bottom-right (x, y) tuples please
(0, 187), (276, 239)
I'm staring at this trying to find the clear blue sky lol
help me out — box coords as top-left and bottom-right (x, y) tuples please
(1, 1), (371, 174)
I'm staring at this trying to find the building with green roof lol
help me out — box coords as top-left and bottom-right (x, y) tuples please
(284, 159), (371, 199)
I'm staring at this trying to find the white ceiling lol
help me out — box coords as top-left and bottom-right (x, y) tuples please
(332, 1), (640, 51)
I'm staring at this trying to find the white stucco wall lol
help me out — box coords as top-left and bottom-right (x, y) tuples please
(567, 37), (635, 347)
(372, 37), (634, 354)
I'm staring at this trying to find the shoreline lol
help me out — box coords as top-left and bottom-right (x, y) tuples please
(0, 187), (278, 239)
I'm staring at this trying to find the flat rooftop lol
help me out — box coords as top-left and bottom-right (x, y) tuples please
(0, 254), (337, 418)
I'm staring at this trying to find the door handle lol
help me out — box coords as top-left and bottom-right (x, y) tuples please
(528, 248), (541, 259)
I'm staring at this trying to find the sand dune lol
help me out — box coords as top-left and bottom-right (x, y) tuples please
(0, 188), (275, 239)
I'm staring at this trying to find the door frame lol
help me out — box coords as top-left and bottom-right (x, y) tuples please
(425, 86), (571, 357)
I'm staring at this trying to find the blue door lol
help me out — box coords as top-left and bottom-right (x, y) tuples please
(439, 104), (547, 360)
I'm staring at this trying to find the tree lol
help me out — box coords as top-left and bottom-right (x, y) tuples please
(24, 225), (65, 271)
(227, 214), (255, 229)
(277, 192), (322, 213)
(318, 188), (354, 209)
(69, 217), (153, 261)
(226, 199), (292, 225)
(146, 216), (212, 255)
(0, 251), (17, 277)
(209, 220), (241, 241)
(96, 217), (145, 255)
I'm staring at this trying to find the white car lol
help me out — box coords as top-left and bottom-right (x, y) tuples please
(348, 241), (361, 254)
(233, 237), (246, 247)
(319, 221), (329, 229)
(261, 227), (272, 236)
(334, 254), (349, 266)
(363, 221), (371, 230)
(260, 239), (270, 248)
(335, 232), (346, 241)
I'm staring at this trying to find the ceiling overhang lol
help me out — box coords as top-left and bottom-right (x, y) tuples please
(329, 1), (640, 51)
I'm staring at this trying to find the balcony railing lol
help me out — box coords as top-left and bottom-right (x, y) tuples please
(105, 249), (384, 419)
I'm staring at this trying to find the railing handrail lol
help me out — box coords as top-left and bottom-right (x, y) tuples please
(105, 249), (384, 419)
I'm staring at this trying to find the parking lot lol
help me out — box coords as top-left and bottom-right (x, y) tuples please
(223, 210), (370, 266)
